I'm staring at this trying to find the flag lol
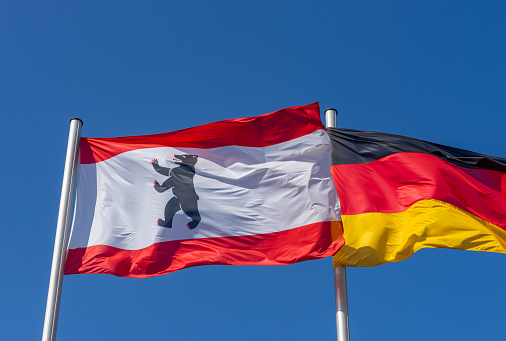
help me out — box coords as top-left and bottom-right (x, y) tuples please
(65, 103), (343, 278)
(328, 127), (506, 267)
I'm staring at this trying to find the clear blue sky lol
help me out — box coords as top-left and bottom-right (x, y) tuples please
(2, 1), (505, 340)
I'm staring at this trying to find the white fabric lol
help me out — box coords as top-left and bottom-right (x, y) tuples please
(69, 130), (340, 250)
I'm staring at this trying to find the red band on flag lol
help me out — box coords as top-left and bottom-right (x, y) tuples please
(65, 221), (343, 278)
(80, 102), (323, 164)
(332, 152), (506, 229)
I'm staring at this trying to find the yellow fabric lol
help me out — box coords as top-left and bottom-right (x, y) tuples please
(331, 220), (344, 243)
(333, 199), (506, 267)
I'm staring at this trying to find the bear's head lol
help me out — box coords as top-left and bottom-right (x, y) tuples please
(173, 154), (198, 166)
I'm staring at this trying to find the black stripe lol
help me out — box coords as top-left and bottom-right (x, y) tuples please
(327, 127), (506, 173)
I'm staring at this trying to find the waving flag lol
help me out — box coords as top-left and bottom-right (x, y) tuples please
(328, 127), (506, 267)
(65, 103), (343, 278)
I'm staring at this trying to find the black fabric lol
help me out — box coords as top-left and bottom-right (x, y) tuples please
(327, 127), (506, 173)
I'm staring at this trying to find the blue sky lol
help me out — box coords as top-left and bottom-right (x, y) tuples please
(2, 1), (505, 340)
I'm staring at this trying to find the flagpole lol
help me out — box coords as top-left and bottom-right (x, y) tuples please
(325, 108), (350, 341)
(42, 118), (83, 341)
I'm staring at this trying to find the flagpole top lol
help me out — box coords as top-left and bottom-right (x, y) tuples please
(324, 108), (338, 128)
(70, 118), (84, 126)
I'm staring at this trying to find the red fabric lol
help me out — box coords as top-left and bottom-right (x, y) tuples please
(65, 221), (343, 278)
(332, 152), (506, 229)
(80, 103), (323, 164)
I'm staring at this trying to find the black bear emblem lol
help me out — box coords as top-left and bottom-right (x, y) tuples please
(151, 154), (201, 230)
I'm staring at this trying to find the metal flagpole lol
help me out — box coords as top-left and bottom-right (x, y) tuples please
(42, 118), (83, 341)
(325, 108), (350, 341)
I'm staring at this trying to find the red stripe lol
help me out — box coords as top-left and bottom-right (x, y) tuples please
(332, 153), (506, 229)
(80, 103), (323, 164)
(64, 221), (343, 278)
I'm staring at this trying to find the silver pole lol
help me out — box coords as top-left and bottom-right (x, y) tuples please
(42, 118), (83, 341)
(324, 108), (350, 341)
(334, 266), (350, 341)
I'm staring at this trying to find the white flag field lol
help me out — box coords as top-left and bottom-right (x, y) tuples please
(65, 103), (343, 278)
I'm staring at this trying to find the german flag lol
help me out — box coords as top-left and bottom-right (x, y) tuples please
(328, 127), (506, 267)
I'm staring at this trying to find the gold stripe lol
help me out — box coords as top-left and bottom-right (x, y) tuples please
(331, 220), (344, 242)
(333, 199), (506, 267)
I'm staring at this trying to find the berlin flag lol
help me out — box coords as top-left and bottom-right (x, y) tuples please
(65, 103), (343, 278)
